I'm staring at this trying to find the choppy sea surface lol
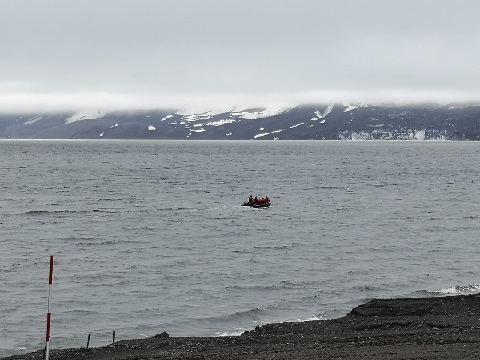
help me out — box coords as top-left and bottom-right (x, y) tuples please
(1, 140), (480, 357)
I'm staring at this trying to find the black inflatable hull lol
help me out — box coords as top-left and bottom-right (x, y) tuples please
(242, 202), (271, 208)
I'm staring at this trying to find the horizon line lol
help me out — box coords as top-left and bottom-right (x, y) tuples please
(1, 90), (480, 114)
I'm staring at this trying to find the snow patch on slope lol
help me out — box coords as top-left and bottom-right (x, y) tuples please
(253, 132), (270, 139)
(23, 115), (43, 125)
(232, 106), (292, 119)
(318, 104), (334, 118)
(343, 103), (369, 112)
(66, 111), (105, 124)
(161, 115), (174, 121)
(290, 123), (304, 128)
(176, 109), (232, 123)
(311, 104), (334, 121)
(206, 119), (236, 127)
(174, 106), (290, 137)
(343, 104), (358, 112)
(252, 128), (283, 139)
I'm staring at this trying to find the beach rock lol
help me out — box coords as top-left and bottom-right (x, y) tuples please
(153, 331), (169, 338)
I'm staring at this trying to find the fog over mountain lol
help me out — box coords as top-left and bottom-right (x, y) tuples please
(2, 1), (480, 117)
(1, 103), (480, 140)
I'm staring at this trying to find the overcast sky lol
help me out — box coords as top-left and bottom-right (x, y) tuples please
(1, 0), (479, 112)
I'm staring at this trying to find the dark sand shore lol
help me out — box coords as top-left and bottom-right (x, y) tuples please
(4, 294), (480, 360)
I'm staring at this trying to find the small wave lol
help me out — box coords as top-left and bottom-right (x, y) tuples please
(196, 307), (265, 323)
(97, 198), (120, 202)
(0, 306), (17, 313)
(295, 315), (322, 322)
(318, 186), (348, 189)
(279, 280), (318, 289)
(352, 285), (383, 292)
(215, 330), (245, 337)
(92, 208), (119, 213)
(23, 209), (106, 216)
(231, 249), (251, 254)
(64, 309), (99, 316)
(424, 284), (480, 295)
(253, 243), (300, 250)
(156, 207), (191, 212)
(23, 210), (52, 215)
(370, 182), (387, 188)
(226, 284), (279, 292)
(72, 239), (117, 246)
(225, 307), (264, 320)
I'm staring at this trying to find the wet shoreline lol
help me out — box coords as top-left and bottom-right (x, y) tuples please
(4, 293), (480, 360)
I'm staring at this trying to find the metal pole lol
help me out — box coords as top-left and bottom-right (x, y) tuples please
(45, 256), (54, 360)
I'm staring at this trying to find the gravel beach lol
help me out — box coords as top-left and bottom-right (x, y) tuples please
(4, 294), (480, 360)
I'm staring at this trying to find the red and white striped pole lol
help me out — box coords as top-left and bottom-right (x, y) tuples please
(45, 256), (54, 360)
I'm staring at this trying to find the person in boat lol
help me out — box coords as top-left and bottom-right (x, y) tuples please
(248, 195), (253, 204)
(265, 196), (270, 203)
(254, 196), (258, 204)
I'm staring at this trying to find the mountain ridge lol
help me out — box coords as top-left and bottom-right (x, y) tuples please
(1, 103), (480, 140)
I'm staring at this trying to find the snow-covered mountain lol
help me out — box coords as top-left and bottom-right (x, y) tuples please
(1, 103), (480, 140)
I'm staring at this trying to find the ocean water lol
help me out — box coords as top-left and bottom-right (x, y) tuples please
(1, 140), (480, 357)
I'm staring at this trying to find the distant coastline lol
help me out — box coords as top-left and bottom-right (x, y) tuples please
(2, 103), (480, 140)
